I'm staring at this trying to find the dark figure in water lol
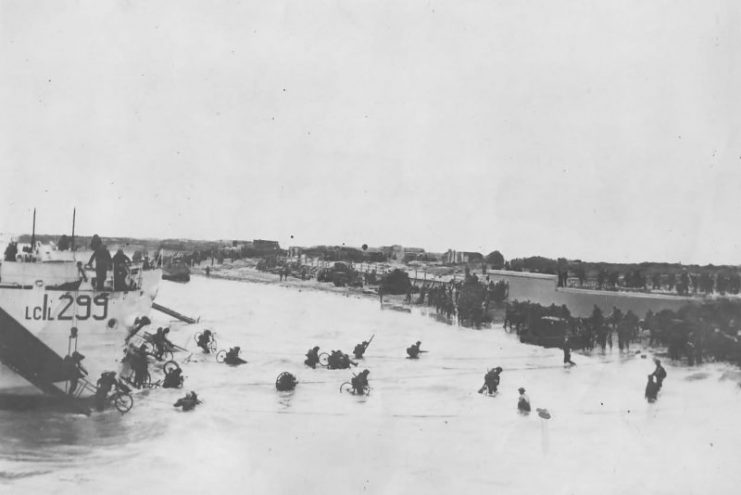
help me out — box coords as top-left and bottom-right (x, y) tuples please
(3, 241), (18, 261)
(132, 344), (149, 388)
(351, 369), (371, 395)
(111, 248), (131, 291)
(276, 372), (298, 392)
(478, 367), (502, 395)
(197, 330), (214, 353)
(174, 391), (201, 411)
(517, 387), (531, 414)
(224, 347), (247, 366)
(95, 371), (119, 411)
(563, 339), (576, 366)
(151, 327), (174, 360)
(63, 351), (88, 396)
(406, 341), (422, 359)
(652, 359), (667, 390)
(328, 350), (357, 370)
(162, 367), (184, 389)
(645, 374), (659, 403)
(353, 340), (370, 359)
(305, 346), (320, 368)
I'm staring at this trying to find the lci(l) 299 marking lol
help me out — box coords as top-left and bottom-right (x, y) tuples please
(24, 293), (109, 321)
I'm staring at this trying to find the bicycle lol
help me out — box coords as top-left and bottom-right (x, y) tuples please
(163, 360), (180, 375)
(108, 384), (134, 413)
(275, 371), (298, 391)
(215, 349), (246, 364)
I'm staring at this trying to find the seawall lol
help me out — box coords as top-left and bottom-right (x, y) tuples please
(487, 269), (696, 317)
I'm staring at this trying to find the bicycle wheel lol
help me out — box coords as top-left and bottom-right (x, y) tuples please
(215, 350), (227, 363)
(362, 385), (371, 396)
(209, 340), (218, 353)
(276, 372), (296, 391)
(160, 350), (174, 362)
(339, 382), (353, 394)
(113, 393), (134, 413)
(163, 360), (180, 374)
(193, 332), (202, 344)
(276, 372), (289, 387)
(142, 342), (154, 355)
(319, 352), (329, 367)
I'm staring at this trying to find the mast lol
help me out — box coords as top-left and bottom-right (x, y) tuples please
(71, 208), (76, 251)
(30, 208), (36, 251)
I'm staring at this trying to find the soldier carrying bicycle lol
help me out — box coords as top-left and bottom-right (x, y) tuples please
(151, 327), (175, 360)
(351, 369), (370, 395)
(95, 371), (125, 411)
(197, 329), (215, 353)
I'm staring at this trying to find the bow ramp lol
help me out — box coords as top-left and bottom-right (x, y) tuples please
(0, 307), (91, 415)
(152, 302), (198, 324)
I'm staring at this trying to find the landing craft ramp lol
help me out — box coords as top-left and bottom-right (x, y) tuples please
(0, 306), (90, 414)
(152, 302), (198, 324)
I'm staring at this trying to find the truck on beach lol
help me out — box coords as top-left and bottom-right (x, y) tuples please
(519, 316), (568, 348)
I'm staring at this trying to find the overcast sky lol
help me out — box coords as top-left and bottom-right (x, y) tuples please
(1, 0), (740, 264)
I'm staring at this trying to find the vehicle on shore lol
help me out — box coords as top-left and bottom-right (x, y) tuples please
(162, 258), (191, 282)
(317, 262), (363, 288)
(518, 316), (568, 348)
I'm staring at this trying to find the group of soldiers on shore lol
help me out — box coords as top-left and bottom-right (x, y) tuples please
(504, 300), (741, 367)
(414, 271), (508, 327)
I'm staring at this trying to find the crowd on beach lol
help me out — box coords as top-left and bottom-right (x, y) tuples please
(504, 300), (741, 367)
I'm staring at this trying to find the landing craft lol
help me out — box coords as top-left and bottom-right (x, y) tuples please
(0, 217), (161, 401)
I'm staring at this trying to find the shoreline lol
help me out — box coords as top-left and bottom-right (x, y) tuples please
(188, 261), (720, 368)
(191, 261), (409, 305)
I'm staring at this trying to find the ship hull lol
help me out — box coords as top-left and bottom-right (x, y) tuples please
(0, 270), (161, 395)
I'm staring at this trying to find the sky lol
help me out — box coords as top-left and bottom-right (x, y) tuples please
(1, 0), (740, 265)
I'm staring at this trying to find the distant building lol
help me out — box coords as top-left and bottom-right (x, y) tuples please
(380, 245), (426, 261)
(253, 239), (281, 251)
(443, 249), (484, 264)
(253, 239), (281, 256)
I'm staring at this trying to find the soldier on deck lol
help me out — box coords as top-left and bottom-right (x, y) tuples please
(87, 235), (112, 290)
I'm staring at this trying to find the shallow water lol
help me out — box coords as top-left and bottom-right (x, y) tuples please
(2, 277), (741, 494)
